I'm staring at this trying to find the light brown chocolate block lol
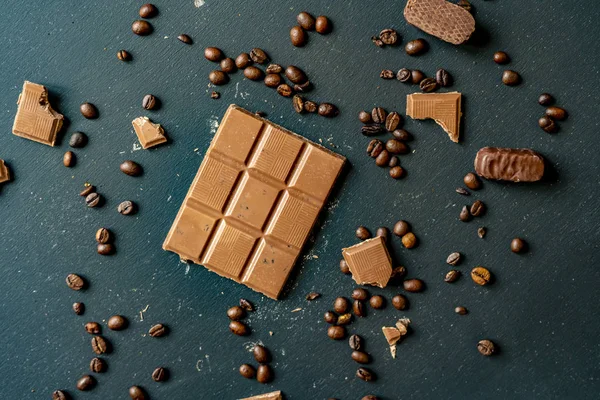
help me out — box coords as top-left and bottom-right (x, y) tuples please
(163, 105), (345, 299)
(382, 318), (411, 358)
(240, 391), (283, 400)
(406, 92), (462, 143)
(404, 0), (476, 45)
(132, 116), (167, 149)
(0, 160), (10, 184)
(12, 81), (64, 146)
(342, 236), (393, 288)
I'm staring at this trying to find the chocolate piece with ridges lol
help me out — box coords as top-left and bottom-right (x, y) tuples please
(342, 236), (393, 288)
(474, 147), (545, 182)
(132, 117), (167, 149)
(406, 92), (461, 143)
(240, 391), (283, 400)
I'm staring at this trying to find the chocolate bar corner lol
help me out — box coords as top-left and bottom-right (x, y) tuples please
(342, 236), (393, 288)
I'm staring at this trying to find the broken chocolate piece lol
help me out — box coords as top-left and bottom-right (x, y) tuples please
(240, 390), (283, 400)
(132, 116), (167, 149)
(342, 236), (393, 288)
(474, 147), (545, 182)
(0, 160), (10, 184)
(163, 105), (345, 299)
(382, 318), (411, 358)
(406, 92), (462, 143)
(404, 0), (476, 45)
(12, 81), (64, 146)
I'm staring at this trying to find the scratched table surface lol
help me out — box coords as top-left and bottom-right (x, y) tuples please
(0, 1), (599, 399)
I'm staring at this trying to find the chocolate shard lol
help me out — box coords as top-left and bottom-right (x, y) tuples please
(406, 92), (462, 143)
(12, 81), (64, 146)
(240, 391), (283, 400)
(0, 159), (10, 184)
(382, 318), (411, 358)
(342, 236), (393, 288)
(132, 116), (167, 149)
(404, 0), (476, 45)
(163, 105), (345, 300)
(474, 147), (545, 182)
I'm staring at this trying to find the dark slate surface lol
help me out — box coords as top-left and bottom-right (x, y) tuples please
(0, 1), (598, 399)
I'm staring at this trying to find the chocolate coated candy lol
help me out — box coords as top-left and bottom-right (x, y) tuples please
(474, 147), (544, 182)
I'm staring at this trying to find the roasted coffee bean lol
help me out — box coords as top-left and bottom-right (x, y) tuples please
(470, 200), (485, 217)
(265, 64), (283, 74)
(328, 325), (345, 340)
(285, 65), (308, 84)
(375, 150), (390, 167)
(63, 151), (75, 167)
(129, 386), (146, 400)
(334, 297), (350, 313)
(463, 172), (481, 190)
(340, 259), (350, 274)
(239, 364), (256, 379)
(385, 112), (402, 131)
(290, 26), (307, 47)
(362, 396), (379, 400)
(478, 227), (486, 238)
(91, 336), (108, 354)
(471, 266), (491, 286)
(239, 298), (255, 311)
(389, 166), (405, 179)
(337, 312), (354, 325)
(235, 53), (253, 69)
(139, 3), (158, 18)
(108, 315), (127, 331)
(511, 238), (526, 253)
(477, 339), (495, 356)
(356, 368), (374, 382)
(294, 80), (312, 93)
(229, 320), (249, 336)
(253, 345), (271, 363)
(352, 351), (370, 364)
(149, 323), (167, 337)
(403, 278), (424, 292)
(97, 243), (114, 255)
(292, 95), (305, 114)
(132, 20), (152, 36)
(264, 74), (282, 88)
(69, 132), (88, 148)
(352, 288), (369, 301)
(117, 50), (131, 61)
(220, 57), (236, 73)
(95, 228), (111, 244)
(397, 68), (411, 82)
(297, 11), (316, 30)
(177, 34), (192, 44)
(120, 160), (143, 176)
(90, 357), (106, 373)
(205, 47), (224, 62)
(371, 107), (386, 124)
(76, 375), (95, 391)
(244, 66), (264, 81)
(85, 322), (101, 334)
(405, 38), (427, 55)
(493, 51), (510, 64)
(502, 70), (521, 86)
(538, 93), (554, 106)
(388, 156), (399, 168)
(227, 305), (245, 321)
(250, 48), (269, 64)
(393, 220), (410, 237)
(256, 364), (273, 383)
(117, 201), (135, 215)
(392, 294), (407, 310)
(318, 103), (338, 118)
(392, 129), (412, 141)
(458, 0), (472, 12)
(86, 192), (101, 207)
(304, 100), (318, 113)
(420, 77), (438, 92)
(411, 69), (425, 84)
(324, 311), (338, 324)
(380, 69), (395, 79)
(386, 139), (408, 154)
(80, 185), (95, 197)
(391, 266), (407, 281)
(456, 187), (470, 196)
(445, 270), (460, 283)
(362, 124), (384, 136)
(152, 367), (167, 382)
(315, 16), (332, 34)
(142, 94), (157, 110)
(380, 28), (398, 45)
(436, 68), (452, 87)
(80, 103), (98, 119)
(376, 227), (389, 241)
(369, 295), (385, 309)
(539, 116), (557, 133)
(209, 70), (228, 85)
(401, 232), (417, 249)
(459, 205), (471, 222)
(52, 390), (69, 400)
(353, 300), (366, 317)
(73, 302), (84, 315)
(348, 334), (363, 351)
(372, 36), (384, 47)
(446, 252), (461, 266)
(545, 106), (567, 121)
(276, 84), (293, 97)
(455, 306), (468, 315)
(66, 273), (85, 290)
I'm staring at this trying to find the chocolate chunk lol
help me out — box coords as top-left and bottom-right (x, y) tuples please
(342, 236), (392, 288)
(132, 117), (167, 149)
(406, 92), (462, 143)
(474, 147), (545, 182)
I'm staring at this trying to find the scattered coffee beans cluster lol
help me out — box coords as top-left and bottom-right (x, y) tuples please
(493, 50), (521, 86)
(371, 28), (400, 48)
(290, 11), (332, 47)
(385, 67), (453, 93)
(80, 183), (102, 208)
(537, 93), (568, 133)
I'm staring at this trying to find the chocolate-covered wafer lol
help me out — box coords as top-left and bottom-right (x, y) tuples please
(404, 0), (476, 45)
(474, 147), (545, 182)
(240, 391), (283, 400)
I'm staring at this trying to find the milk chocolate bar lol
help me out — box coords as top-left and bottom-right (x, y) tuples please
(132, 116), (167, 149)
(342, 236), (393, 288)
(474, 147), (545, 182)
(406, 92), (462, 143)
(12, 81), (64, 146)
(404, 0), (476, 45)
(0, 160), (10, 184)
(240, 391), (283, 400)
(163, 105), (345, 299)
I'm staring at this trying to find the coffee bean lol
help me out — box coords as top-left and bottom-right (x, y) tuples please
(95, 228), (111, 244)
(478, 227), (486, 239)
(177, 34), (192, 44)
(455, 306), (468, 315)
(253, 345), (271, 363)
(352, 351), (370, 364)
(397, 68), (411, 82)
(392, 294), (407, 310)
(371, 107), (386, 124)
(73, 302), (84, 315)
(142, 94), (157, 110)
(62, 151), (75, 167)
(391, 266), (407, 281)
(405, 39), (427, 55)
(265, 64), (282, 75)
(420, 78), (438, 92)
(152, 367), (167, 382)
(393, 220), (410, 237)
(380, 69), (395, 79)
(52, 390), (69, 400)
(276, 84), (293, 97)
(296, 11), (316, 30)
(458, 0), (472, 12)
(446, 252), (461, 266)
(436, 68), (452, 87)
(388, 156), (400, 168)
(392, 129), (412, 141)
(239, 364), (256, 379)
(471, 266), (491, 286)
(250, 48), (269, 64)
(539, 116), (557, 133)
(459, 205), (471, 222)
(352, 288), (369, 301)
(385, 112), (402, 131)
(511, 238), (526, 253)
(66, 273), (85, 290)
(227, 305), (245, 321)
(239, 298), (255, 311)
(456, 187), (470, 196)
(244, 66), (265, 81)
(85, 322), (101, 334)
(264, 74), (282, 88)
(362, 124), (384, 136)
(304, 100), (318, 113)
(463, 172), (481, 190)
(403, 278), (424, 292)
(411, 69), (425, 84)
(389, 166), (405, 179)
(315, 16), (332, 34)
(477, 339), (495, 356)
(335, 312), (351, 326)
(445, 270), (460, 283)
(380, 28), (398, 45)
(333, 297), (350, 313)
(139, 3), (158, 18)
(369, 295), (385, 309)
(209, 70), (228, 85)
(340, 259), (350, 274)
(256, 364), (273, 383)
(149, 323), (167, 337)
(76, 375), (95, 391)
(108, 315), (127, 331)
(353, 300), (366, 317)
(290, 26), (307, 47)
(292, 95), (305, 114)
(132, 20), (152, 36)
(470, 200), (485, 217)
(362, 396), (379, 400)
(318, 103), (338, 118)
(348, 334), (363, 351)
(285, 65), (308, 84)
(375, 150), (390, 167)
(69, 132), (88, 148)
(129, 386), (147, 400)
(493, 51), (510, 64)
(229, 320), (249, 336)
(376, 227), (389, 241)
(97, 243), (114, 255)
(80, 185), (95, 197)
(120, 160), (143, 176)
(538, 93), (554, 106)
(117, 50), (131, 61)
(324, 311), (338, 324)
(386, 139), (408, 154)
(90, 357), (106, 373)
(402, 232), (417, 249)
(356, 368), (374, 382)
(235, 53), (252, 68)
(117, 201), (136, 215)
(545, 106), (567, 121)
(205, 47), (224, 62)
(502, 70), (521, 86)
(91, 336), (109, 354)
(86, 192), (101, 208)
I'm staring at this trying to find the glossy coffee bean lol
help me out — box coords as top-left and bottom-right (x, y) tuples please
(502, 70), (521, 86)
(132, 20), (152, 36)
(120, 160), (143, 176)
(107, 315), (127, 331)
(235, 53), (253, 69)
(139, 4), (158, 18)
(290, 26), (307, 47)
(403, 278), (424, 292)
(239, 364), (256, 379)
(315, 16), (332, 34)
(545, 106), (567, 121)
(297, 12), (316, 30)
(227, 306), (245, 321)
(392, 294), (407, 310)
(209, 70), (228, 85)
(493, 51), (510, 64)
(405, 39), (427, 55)
(253, 345), (271, 363)
(256, 364), (273, 383)
(229, 321), (249, 336)
(204, 47), (224, 62)
(333, 297), (350, 313)
(327, 325), (346, 340)
(369, 295), (385, 309)
(128, 385), (147, 400)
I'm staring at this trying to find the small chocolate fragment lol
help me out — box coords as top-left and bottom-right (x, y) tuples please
(342, 236), (393, 288)
(0, 160), (10, 184)
(474, 147), (545, 182)
(132, 116), (167, 149)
